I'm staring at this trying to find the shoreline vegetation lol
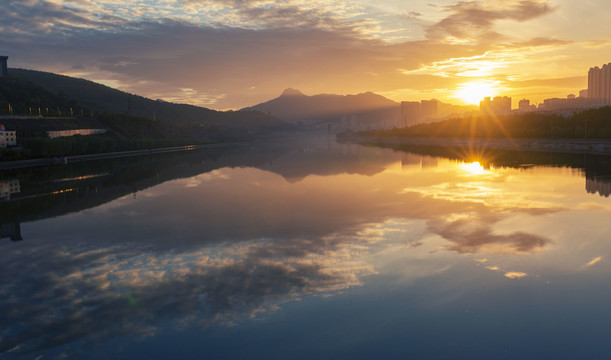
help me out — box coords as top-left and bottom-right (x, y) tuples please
(337, 133), (611, 156)
(0, 111), (275, 163)
(0, 109), (289, 167)
(338, 106), (611, 156)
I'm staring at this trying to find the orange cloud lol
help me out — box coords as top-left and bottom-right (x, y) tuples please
(504, 271), (528, 279)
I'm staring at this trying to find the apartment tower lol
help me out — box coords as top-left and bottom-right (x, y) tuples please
(588, 63), (611, 105)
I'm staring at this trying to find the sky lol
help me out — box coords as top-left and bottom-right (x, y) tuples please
(1, 0), (610, 110)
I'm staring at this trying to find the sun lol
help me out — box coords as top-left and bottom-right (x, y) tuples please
(455, 81), (498, 105)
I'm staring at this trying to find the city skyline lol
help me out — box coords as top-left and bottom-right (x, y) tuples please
(398, 60), (611, 126)
(1, 1), (611, 110)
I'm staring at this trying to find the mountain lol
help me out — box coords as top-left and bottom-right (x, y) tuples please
(280, 88), (306, 97)
(245, 89), (482, 130)
(9, 69), (286, 129)
(243, 89), (401, 129)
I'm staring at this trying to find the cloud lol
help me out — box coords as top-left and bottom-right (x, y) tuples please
(508, 76), (586, 89)
(0, 0), (126, 37)
(426, 0), (555, 43)
(581, 40), (611, 49)
(504, 271), (528, 279)
(400, 11), (423, 21)
(507, 37), (572, 48)
(180, 0), (372, 34)
(427, 215), (550, 254)
(583, 256), (602, 268)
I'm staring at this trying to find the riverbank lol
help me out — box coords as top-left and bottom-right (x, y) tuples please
(338, 133), (611, 156)
(0, 142), (247, 170)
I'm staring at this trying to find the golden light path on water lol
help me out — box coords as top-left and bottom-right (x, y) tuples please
(353, 156), (608, 282)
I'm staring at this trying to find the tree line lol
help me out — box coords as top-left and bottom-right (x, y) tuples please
(368, 107), (611, 140)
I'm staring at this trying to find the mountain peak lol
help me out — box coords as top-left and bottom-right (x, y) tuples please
(280, 88), (305, 97)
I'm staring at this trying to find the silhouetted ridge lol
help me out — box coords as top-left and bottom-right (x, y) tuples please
(244, 89), (400, 127)
(8, 68), (287, 129)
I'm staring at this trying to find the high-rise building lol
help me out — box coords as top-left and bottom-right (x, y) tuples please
(494, 96), (511, 113)
(588, 62), (611, 105)
(519, 99), (530, 111)
(579, 89), (588, 98)
(0, 56), (7, 78)
(420, 100), (439, 121)
(480, 96), (511, 115)
(400, 101), (420, 127)
(518, 99), (537, 112)
(400, 99), (440, 127)
(420, 100), (438, 120)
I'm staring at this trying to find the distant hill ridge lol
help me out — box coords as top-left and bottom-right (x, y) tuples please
(9, 68), (285, 129)
(280, 88), (306, 97)
(244, 88), (401, 125)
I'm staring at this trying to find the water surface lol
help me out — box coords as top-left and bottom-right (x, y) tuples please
(1, 139), (610, 359)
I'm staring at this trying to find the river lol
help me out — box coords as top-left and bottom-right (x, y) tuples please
(1, 137), (610, 359)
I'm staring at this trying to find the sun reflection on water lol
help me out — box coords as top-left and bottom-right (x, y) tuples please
(459, 161), (490, 175)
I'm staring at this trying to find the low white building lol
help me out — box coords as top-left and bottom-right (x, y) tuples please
(0, 125), (16, 148)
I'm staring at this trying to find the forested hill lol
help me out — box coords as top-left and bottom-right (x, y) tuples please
(9, 68), (286, 129)
(362, 106), (611, 139)
(0, 74), (87, 117)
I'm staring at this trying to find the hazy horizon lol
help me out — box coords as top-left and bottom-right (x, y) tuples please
(1, 1), (610, 110)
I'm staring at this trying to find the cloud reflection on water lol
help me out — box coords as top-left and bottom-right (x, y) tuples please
(427, 214), (550, 254)
(0, 234), (376, 356)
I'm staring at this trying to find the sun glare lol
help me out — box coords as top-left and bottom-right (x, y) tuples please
(459, 161), (489, 175)
(455, 81), (497, 105)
